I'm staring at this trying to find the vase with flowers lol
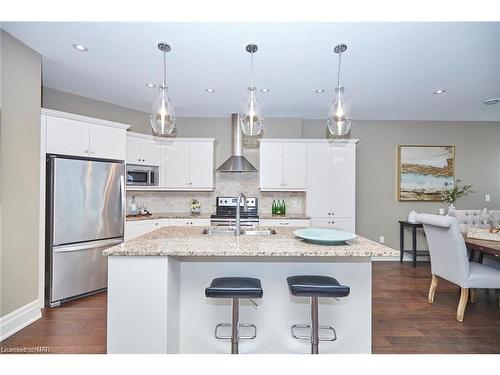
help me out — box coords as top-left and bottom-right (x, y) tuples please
(440, 179), (474, 214)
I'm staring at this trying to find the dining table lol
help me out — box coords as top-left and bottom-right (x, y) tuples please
(464, 236), (500, 263)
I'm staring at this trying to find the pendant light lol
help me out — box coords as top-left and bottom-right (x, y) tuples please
(240, 44), (264, 136)
(150, 42), (176, 135)
(327, 43), (352, 136)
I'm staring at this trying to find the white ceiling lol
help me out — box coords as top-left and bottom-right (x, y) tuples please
(2, 22), (500, 121)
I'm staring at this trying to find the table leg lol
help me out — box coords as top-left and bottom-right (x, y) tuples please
(469, 249), (475, 262)
(400, 223), (404, 263)
(478, 252), (485, 264)
(412, 226), (417, 268)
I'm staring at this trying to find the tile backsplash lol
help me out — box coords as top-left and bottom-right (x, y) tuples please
(126, 173), (305, 215)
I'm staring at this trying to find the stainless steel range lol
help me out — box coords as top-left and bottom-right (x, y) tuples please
(210, 196), (259, 227)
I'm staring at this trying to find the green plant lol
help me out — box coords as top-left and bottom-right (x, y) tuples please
(441, 180), (474, 204)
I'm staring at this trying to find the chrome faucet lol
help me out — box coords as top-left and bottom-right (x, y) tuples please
(235, 193), (248, 236)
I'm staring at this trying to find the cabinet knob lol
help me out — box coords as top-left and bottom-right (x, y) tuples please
(328, 213), (331, 215)
(138, 158), (141, 162)
(91, 151), (95, 155)
(84, 150), (89, 154)
(189, 182), (192, 185)
(142, 159), (145, 162)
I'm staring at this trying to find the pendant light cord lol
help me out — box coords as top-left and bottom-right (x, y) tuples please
(337, 50), (342, 88)
(162, 51), (167, 90)
(250, 50), (255, 89)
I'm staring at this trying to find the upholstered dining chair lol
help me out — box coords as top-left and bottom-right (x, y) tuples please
(416, 213), (500, 322)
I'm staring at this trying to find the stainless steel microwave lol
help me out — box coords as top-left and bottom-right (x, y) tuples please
(126, 165), (159, 186)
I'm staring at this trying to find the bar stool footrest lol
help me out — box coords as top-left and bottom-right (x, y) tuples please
(215, 323), (257, 340)
(291, 324), (337, 342)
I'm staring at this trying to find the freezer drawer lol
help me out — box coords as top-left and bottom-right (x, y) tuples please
(50, 240), (118, 303)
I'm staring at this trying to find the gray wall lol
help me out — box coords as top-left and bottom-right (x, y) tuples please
(303, 120), (500, 248)
(0, 31), (41, 316)
(42, 88), (500, 250)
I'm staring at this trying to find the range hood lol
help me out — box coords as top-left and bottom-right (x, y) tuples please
(216, 114), (258, 173)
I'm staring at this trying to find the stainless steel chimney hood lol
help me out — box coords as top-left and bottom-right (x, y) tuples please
(216, 114), (258, 173)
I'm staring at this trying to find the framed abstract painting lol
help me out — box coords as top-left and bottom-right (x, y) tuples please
(398, 145), (455, 201)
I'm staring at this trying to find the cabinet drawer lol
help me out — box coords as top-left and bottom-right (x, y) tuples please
(168, 218), (210, 226)
(259, 219), (310, 227)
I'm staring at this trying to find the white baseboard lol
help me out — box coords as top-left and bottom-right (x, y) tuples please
(0, 300), (42, 342)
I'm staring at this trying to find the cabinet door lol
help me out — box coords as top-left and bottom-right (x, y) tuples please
(330, 218), (355, 233)
(126, 136), (144, 165)
(259, 142), (284, 190)
(165, 142), (190, 188)
(331, 144), (356, 217)
(189, 142), (214, 189)
(306, 143), (332, 217)
(141, 139), (162, 166)
(46, 116), (90, 157)
(283, 143), (307, 190)
(124, 221), (156, 241)
(90, 125), (126, 160)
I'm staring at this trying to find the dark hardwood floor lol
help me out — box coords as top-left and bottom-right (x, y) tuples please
(373, 262), (500, 354)
(1, 262), (499, 354)
(1, 292), (107, 354)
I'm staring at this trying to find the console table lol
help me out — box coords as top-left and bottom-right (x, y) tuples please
(398, 221), (429, 267)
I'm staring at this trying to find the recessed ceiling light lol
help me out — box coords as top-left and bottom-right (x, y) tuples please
(205, 89), (215, 93)
(72, 43), (88, 52)
(315, 89), (325, 94)
(434, 89), (446, 94)
(145, 83), (156, 88)
(483, 98), (500, 105)
(260, 88), (270, 93)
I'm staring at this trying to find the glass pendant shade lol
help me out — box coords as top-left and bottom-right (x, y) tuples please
(327, 87), (352, 136)
(240, 88), (264, 136)
(150, 43), (175, 135)
(150, 87), (176, 135)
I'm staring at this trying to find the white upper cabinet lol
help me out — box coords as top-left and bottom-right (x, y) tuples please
(126, 136), (161, 166)
(162, 140), (214, 190)
(188, 141), (214, 189)
(283, 143), (307, 190)
(259, 140), (307, 191)
(46, 116), (91, 158)
(44, 110), (129, 160)
(89, 124), (126, 160)
(163, 141), (190, 188)
(259, 142), (283, 189)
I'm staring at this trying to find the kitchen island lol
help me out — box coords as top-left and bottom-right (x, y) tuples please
(104, 226), (398, 354)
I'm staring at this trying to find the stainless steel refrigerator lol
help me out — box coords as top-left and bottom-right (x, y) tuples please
(46, 155), (125, 307)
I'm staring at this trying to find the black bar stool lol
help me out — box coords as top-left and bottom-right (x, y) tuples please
(205, 277), (263, 354)
(287, 275), (350, 354)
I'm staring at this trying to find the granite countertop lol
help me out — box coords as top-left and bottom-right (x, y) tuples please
(126, 212), (211, 221)
(259, 214), (311, 220)
(104, 226), (398, 257)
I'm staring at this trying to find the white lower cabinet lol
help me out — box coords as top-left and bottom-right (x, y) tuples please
(309, 218), (355, 233)
(124, 219), (169, 241)
(125, 218), (210, 241)
(259, 218), (310, 227)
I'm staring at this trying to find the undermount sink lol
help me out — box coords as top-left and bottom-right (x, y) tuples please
(202, 227), (276, 236)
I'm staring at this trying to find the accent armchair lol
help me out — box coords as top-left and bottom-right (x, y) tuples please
(416, 213), (500, 322)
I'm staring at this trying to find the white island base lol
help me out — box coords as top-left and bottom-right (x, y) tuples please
(107, 256), (372, 354)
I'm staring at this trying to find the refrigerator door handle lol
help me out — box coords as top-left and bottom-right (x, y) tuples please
(53, 238), (123, 253)
(120, 173), (125, 225)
